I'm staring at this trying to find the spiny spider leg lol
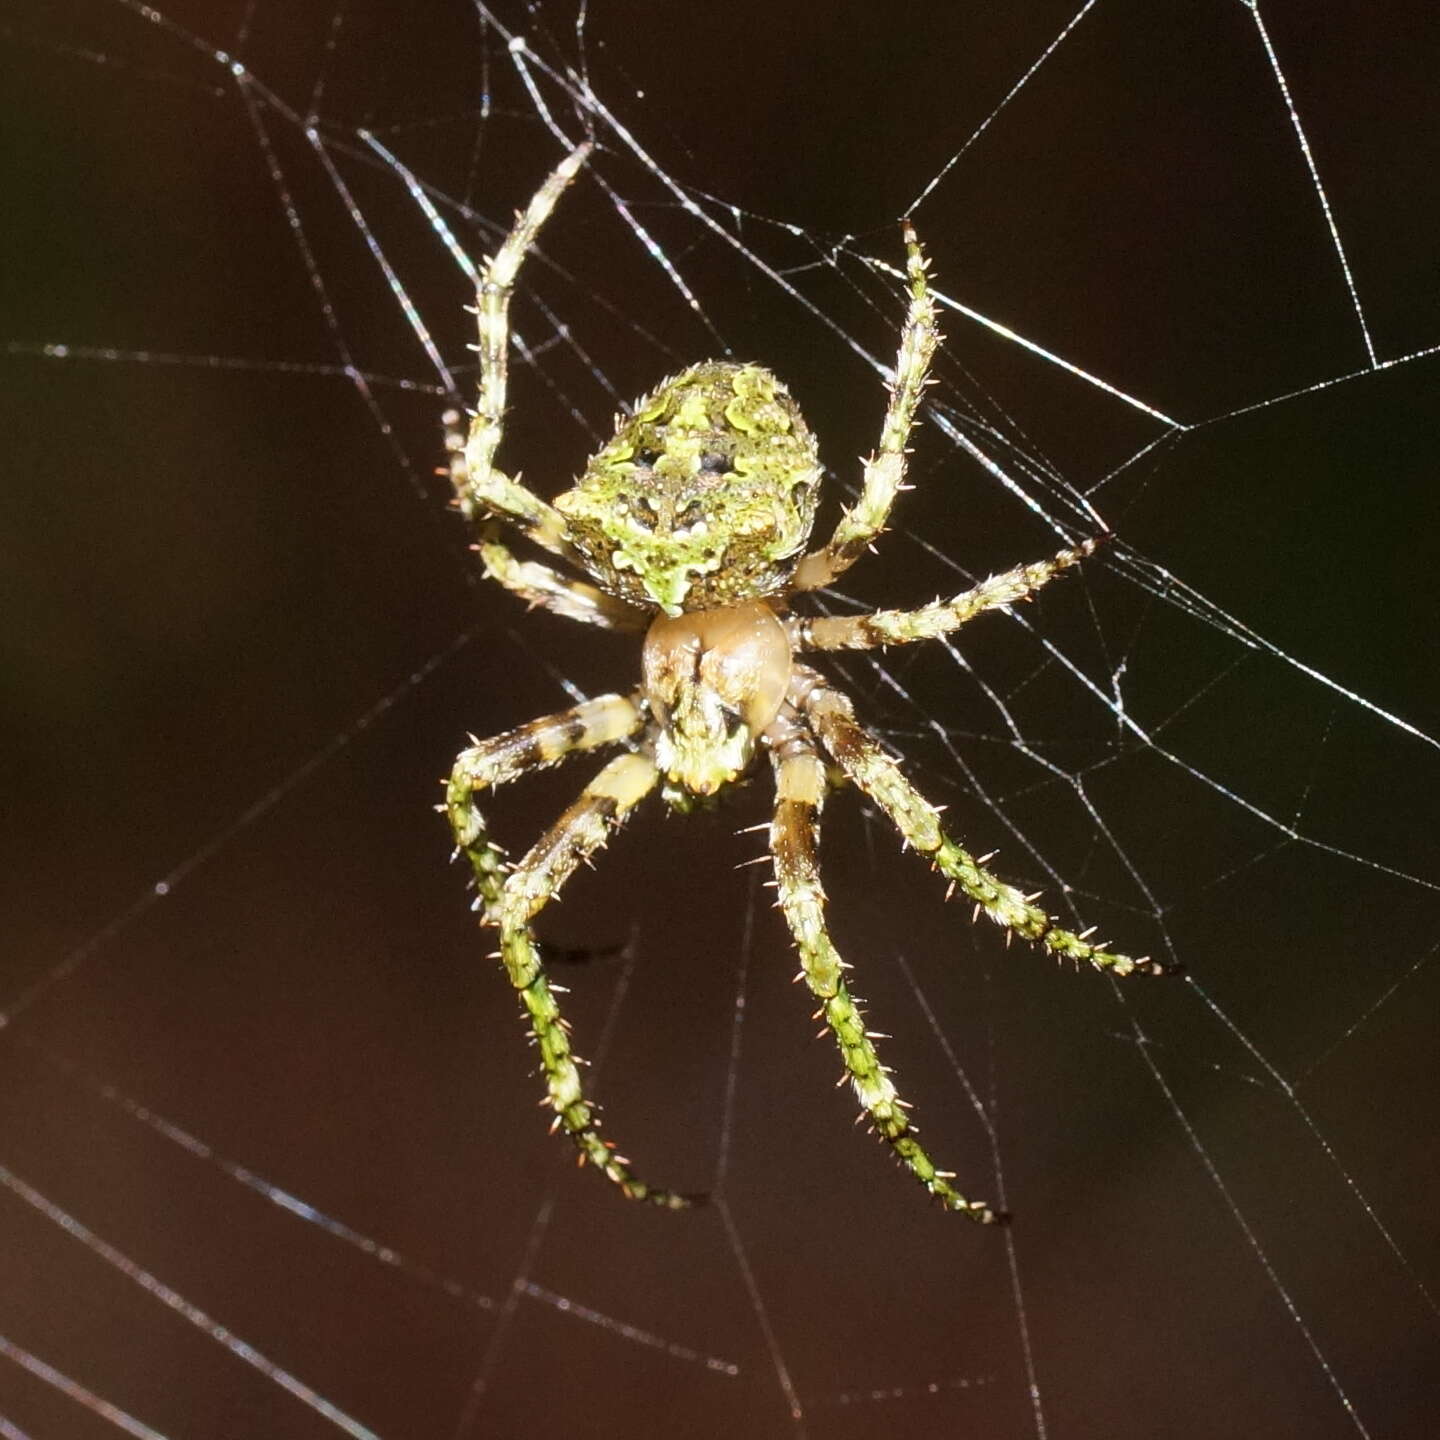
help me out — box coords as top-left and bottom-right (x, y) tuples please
(493, 748), (698, 1210)
(450, 143), (653, 630)
(447, 692), (645, 921)
(442, 413), (645, 632)
(793, 539), (1099, 652)
(477, 519), (648, 630)
(769, 724), (1001, 1222)
(793, 220), (939, 593)
(802, 679), (1164, 976)
(455, 143), (589, 558)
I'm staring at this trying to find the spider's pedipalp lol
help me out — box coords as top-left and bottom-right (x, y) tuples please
(768, 726), (1001, 1223)
(803, 681), (1167, 977)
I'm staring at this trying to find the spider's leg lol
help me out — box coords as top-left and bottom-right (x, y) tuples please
(445, 145), (650, 633)
(495, 748), (697, 1209)
(793, 222), (938, 593)
(443, 413), (646, 632)
(453, 144), (589, 561)
(768, 723), (1001, 1222)
(802, 679), (1165, 976)
(475, 524), (647, 630)
(793, 539), (1098, 652)
(446, 692), (645, 922)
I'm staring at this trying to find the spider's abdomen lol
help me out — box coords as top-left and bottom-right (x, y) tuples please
(555, 362), (821, 615)
(643, 600), (792, 797)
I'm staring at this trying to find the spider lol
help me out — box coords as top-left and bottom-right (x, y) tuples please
(443, 142), (1163, 1224)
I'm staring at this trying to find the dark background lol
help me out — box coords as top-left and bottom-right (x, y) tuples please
(4, 1), (1439, 1436)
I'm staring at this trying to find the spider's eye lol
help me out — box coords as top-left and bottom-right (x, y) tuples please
(634, 449), (661, 470)
(697, 451), (729, 475)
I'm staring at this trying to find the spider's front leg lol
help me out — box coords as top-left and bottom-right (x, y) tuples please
(802, 680), (1165, 976)
(490, 748), (698, 1209)
(768, 722), (1002, 1222)
(793, 221), (938, 593)
(446, 691), (645, 920)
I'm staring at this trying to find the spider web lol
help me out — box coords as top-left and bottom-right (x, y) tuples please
(4, 1), (1439, 1435)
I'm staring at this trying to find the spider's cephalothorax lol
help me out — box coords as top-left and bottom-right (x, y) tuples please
(555, 361), (822, 615)
(445, 143), (1168, 1223)
(643, 600), (792, 800)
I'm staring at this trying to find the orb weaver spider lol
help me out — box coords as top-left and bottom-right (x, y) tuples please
(444, 143), (1164, 1223)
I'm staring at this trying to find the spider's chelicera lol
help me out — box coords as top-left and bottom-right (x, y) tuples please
(444, 144), (1165, 1223)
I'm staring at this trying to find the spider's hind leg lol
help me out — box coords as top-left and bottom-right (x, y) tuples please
(456, 144), (588, 558)
(793, 221), (938, 593)
(493, 748), (699, 1210)
(768, 722), (1001, 1222)
(802, 681), (1165, 976)
(443, 144), (649, 633)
